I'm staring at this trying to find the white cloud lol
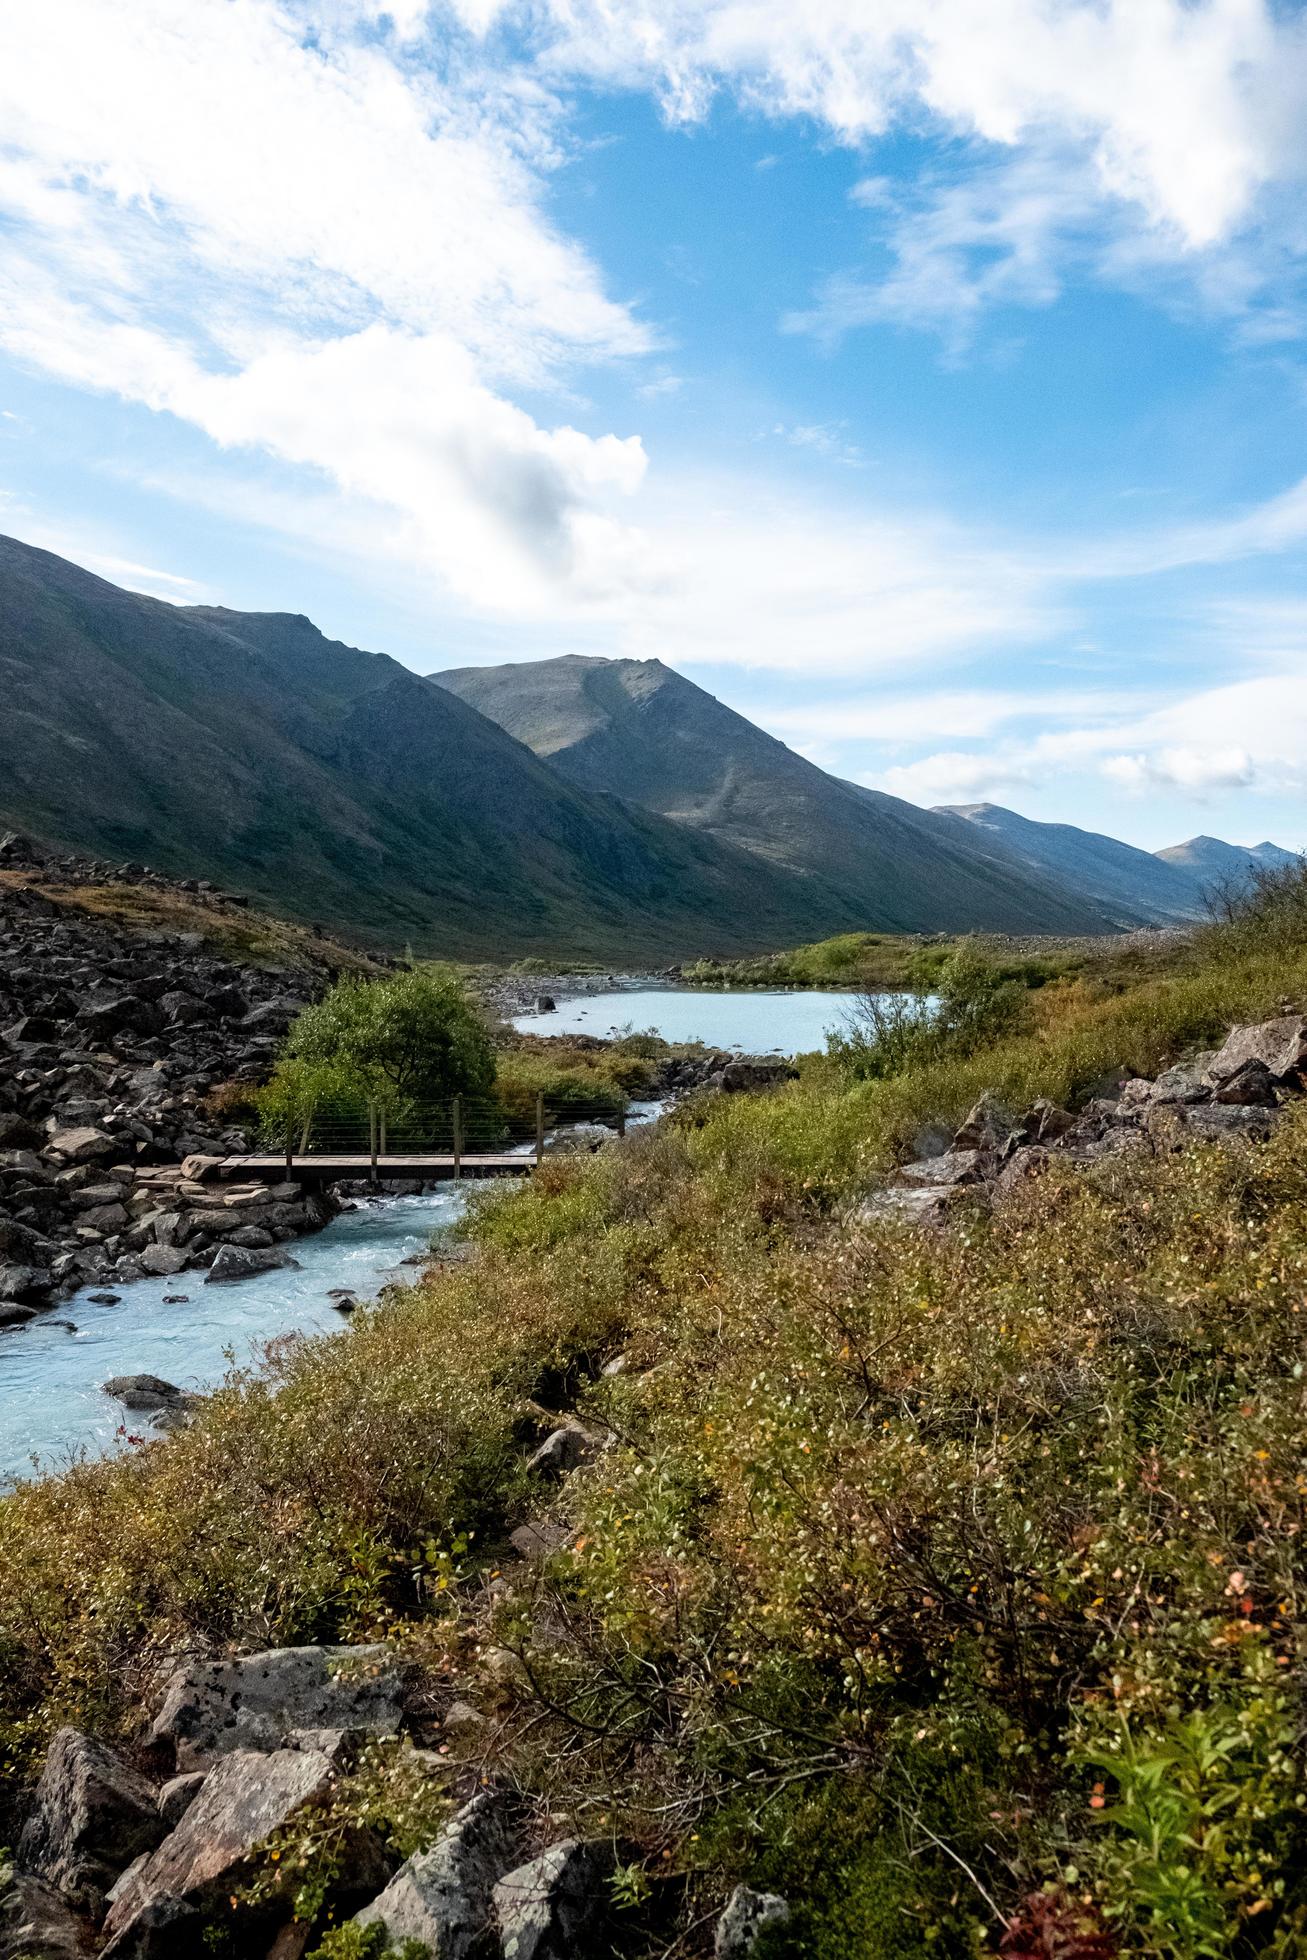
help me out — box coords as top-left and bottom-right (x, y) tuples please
(1103, 747), (1254, 793)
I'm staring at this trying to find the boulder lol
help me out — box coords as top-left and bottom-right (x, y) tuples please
(103, 1377), (186, 1413)
(994, 1145), (1053, 1200)
(899, 1149), (985, 1188)
(0, 1302), (37, 1327)
(1147, 1057), (1218, 1105)
(0, 1263), (53, 1301)
(857, 1187), (955, 1226)
(0, 1860), (90, 1960)
(527, 1425), (598, 1477)
(146, 1645), (409, 1772)
(950, 1093), (1015, 1153)
(46, 1127), (117, 1164)
(17, 1728), (164, 1911)
(138, 1246), (189, 1278)
(1207, 1016), (1307, 1087)
(203, 1243), (300, 1284)
(99, 1747), (350, 1958)
(510, 1519), (573, 1561)
(1211, 1058), (1277, 1106)
(715, 1885), (791, 1958)
(355, 1792), (523, 1957)
(157, 1775), (207, 1834)
(1018, 1098), (1075, 1145)
(492, 1840), (615, 1960)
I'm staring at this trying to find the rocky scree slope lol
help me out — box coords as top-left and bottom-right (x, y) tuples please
(0, 840), (358, 1323)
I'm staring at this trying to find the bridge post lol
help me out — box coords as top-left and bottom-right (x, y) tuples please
(369, 1103), (379, 1183)
(535, 1090), (544, 1165)
(617, 1111), (627, 1138)
(285, 1119), (294, 1177)
(452, 1095), (463, 1179)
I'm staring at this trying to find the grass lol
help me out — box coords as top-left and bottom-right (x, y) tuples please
(3, 867), (1307, 1954)
(681, 926), (1188, 995)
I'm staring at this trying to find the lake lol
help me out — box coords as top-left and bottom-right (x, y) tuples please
(512, 986), (862, 1055)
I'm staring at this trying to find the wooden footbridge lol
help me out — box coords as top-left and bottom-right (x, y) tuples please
(187, 1091), (629, 1187)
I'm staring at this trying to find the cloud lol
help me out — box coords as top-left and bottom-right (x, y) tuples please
(1103, 747), (1255, 794)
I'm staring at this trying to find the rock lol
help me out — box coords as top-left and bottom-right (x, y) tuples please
(134, 1245), (186, 1278)
(1207, 1016), (1307, 1086)
(355, 1792), (523, 1957)
(17, 1728), (165, 1911)
(0, 1302), (37, 1327)
(0, 1860), (90, 1960)
(146, 1645), (409, 1772)
(203, 1243), (301, 1284)
(857, 1187), (955, 1226)
(493, 1839), (615, 1960)
(951, 1093), (1015, 1153)
(103, 1376), (185, 1412)
(442, 1700), (485, 1734)
(1211, 1058), (1277, 1106)
(86, 1291), (122, 1305)
(899, 1149), (985, 1188)
(994, 1144), (1053, 1199)
(0, 1264), (52, 1301)
(1019, 1098), (1075, 1145)
(1148, 1058), (1216, 1105)
(99, 1747), (361, 1958)
(527, 1424), (598, 1477)
(510, 1519), (573, 1560)
(157, 1774), (207, 1833)
(226, 1225), (274, 1250)
(1176, 1103), (1279, 1142)
(715, 1885), (791, 1958)
(46, 1127), (117, 1164)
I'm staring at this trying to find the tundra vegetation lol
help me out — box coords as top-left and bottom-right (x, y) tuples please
(3, 864), (1307, 1956)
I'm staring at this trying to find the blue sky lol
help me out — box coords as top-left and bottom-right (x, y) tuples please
(2, 0), (1306, 851)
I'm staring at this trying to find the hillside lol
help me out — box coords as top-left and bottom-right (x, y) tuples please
(1157, 832), (1299, 894)
(436, 655), (1114, 936)
(0, 536), (891, 963)
(939, 800), (1207, 925)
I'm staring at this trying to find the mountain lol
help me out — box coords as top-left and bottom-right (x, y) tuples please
(938, 802), (1207, 927)
(435, 655), (1115, 936)
(1156, 835), (1299, 898)
(0, 535), (892, 961)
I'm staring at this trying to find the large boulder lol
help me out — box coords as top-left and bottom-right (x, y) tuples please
(1207, 1016), (1307, 1087)
(46, 1128), (117, 1164)
(17, 1729), (164, 1911)
(102, 1377), (188, 1414)
(99, 1746), (377, 1958)
(355, 1792), (523, 1956)
(898, 1149), (985, 1188)
(950, 1093), (1015, 1153)
(0, 1861), (90, 1960)
(492, 1840), (614, 1960)
(146, 1645), (409, 1772)
(203, 1243), (300, 1285)
(138, 1246), (189, 1278)
(715, 1885), (791, 1958)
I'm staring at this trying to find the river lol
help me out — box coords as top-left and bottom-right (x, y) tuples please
(512, 985), (859, 1054)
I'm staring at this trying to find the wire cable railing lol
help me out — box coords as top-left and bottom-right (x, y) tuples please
(251, 1092), (638, 1177)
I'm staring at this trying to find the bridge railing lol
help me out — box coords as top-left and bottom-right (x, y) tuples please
(258, 1091), (643, 1173)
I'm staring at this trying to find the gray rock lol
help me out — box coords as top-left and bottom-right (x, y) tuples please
(45, 1127), (117, 1164)
(994, 1144), (1053, 1199)
(146, 1644), (409, 1771)
(203, 1242), (300, 1284)
(1211, 1058), (1277, 1106)
(1018, 1098), (1076, 1144)
(899, 1148), (985, 1188)
(355, 1791), (523, 1956)
(0, 1263), (53, 1301)
(0, 1860), (90, 1960)
(951, 1093), (1015, 1153)
(17, 1728), (164, 1911)
(138, 1246), (188, 1278)
(857, 1186), (955, 1226)
(527, 1424), (598, 1477)
(157, 1774), (207, 1833)
(1207, 1016), (1307, 1086)
(103, 1377), (185, 1412)
(493, 1839), (614, 1960)
(715, 1884), (791, 1958)
(0, 1301), (37, 1327)
(510, 1519), (573, 1560)
(1148, 1059), (1215, 1105)
(99, 1747), (345, 1957)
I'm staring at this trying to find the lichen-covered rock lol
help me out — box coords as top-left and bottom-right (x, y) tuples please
(17, 1729), (164, 1910)
(355, 1792), (522, 1957)
(0, 1860), (91, 1959)
(493, 1839), (614, 1960)
(951, 1093), (1015, 1153)
(146, 1645), (409, 1771)
(899, 1149), (985, 1188)
(714, 1884), (790, 1958)
(527, 1425), (597, 1477)
(203, 1242), (301, 1284)
(1207, 1016), (1307, 1086)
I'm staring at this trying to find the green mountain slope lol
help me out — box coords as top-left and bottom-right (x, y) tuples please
(436, 655), (1116, 935)
(938, 801), (1207, 926)
(0, 536), (880, 960)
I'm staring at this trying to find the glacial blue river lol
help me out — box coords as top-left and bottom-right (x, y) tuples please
(513, 986), (858, 1054)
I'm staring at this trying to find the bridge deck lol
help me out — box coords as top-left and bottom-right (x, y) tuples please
(208, 1153), (536, 1182)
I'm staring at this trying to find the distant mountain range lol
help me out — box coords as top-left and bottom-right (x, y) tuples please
(0, 537), (1294, 957)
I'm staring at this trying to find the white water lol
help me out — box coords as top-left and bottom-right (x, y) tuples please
(513, 986), (858, 1055)
(0, 1188), (467, 1488)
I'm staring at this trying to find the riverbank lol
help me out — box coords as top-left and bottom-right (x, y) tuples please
(4, 867), (1307, 1952)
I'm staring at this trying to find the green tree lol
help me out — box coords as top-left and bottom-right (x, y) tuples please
(284, 968), (496, 1115)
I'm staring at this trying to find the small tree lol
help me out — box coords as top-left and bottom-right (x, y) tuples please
(284, 968), (497, 1117)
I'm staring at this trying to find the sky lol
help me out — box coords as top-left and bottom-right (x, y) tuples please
(1, 0), (1306, 852)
